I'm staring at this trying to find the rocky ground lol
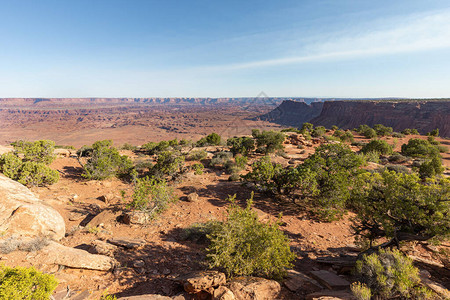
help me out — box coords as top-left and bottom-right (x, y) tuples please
(0, 133), (449, 299)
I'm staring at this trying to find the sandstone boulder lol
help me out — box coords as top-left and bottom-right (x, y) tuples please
(186, 192), (199, 202)
(121, 210), (152, 225)
(226, 277), (281, 300)
(37, 241), (117, 271)
(90, 239), (118, 256)
(0, 174), (65, 240)
(177, 271), (226, 294)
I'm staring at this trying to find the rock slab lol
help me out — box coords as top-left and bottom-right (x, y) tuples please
(0, 174), (65, 240)
(37, 241), (117, 271)
(309, 270), (350, 290)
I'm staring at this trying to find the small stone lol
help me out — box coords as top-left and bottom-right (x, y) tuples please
(107, 237), (146, 249)
(133, 260), (145, 268)
(186, 193), (199, 202)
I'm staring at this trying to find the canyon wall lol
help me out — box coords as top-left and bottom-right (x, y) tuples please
(257, 100), (324, 127)
(260, 100), (450, 137)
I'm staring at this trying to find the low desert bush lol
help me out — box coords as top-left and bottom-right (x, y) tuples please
(252, 130), (285, 154)
(152, 151), (185, 179)
(207, 194), (295, 279)
(354, 249), (432, 299)
(191, 163), (204, 175)
(350, 282), (371, 300)
(128, 176), (176, 219)
(196, 133), (221, 147)
(357, 125), (377, 139)
(418, 155), (444, 179)
(391, 132), (405, 138)
(79, 140), (134, 180)
(228, 173), (241, 181)
(373, 124), (393, 137)
(11, 139), (56, 164)
(401, 128), (419, 135)
(0, 153), (59, 187)
(209, 151), (233, 168)
(361, 139), (393, 155)
(227, 136), (255, 156)
(427, 128), (439, 137)
(360, 151), (380, 163)
(0, 265), (58, 299)
(311, 126), (326, 137)
(187, 149), (207, 161)
(384, 164), (411, 174)
(388, 153), (407, 163)
(401, 138), (439, 158)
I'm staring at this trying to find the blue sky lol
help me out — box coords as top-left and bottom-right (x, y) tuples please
(1, 0), (449, 98)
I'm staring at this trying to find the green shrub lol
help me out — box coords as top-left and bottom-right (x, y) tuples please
(302, 143), (365, 221)
(128, 176), (175, 218)
(242, 156), (283, 193)
(350, 282), (372, 300)
(197, 133), (221, 147)
(311, 126), (326, 137)
(227, 136), (255, 156)
(253, 130), (285, 154)
(16, 161), (59, 186)
(388, 153), (407, 163)
(11, 140), (56, 164)
(427, 128), (439, 137)
(207, 194), (295, 279)
(427, 136), (440, 145)
(401, 138), (439, 158)
(401, 128), (419, 135)
(332, 130), (354, 143)
(0, 153), (59, 187)
(0, 265), (58, 299)
(187, 149), (207, 161)
(350, 171), (450, 246)
(391, 132), (405, 138)
(355, 249), (431, 299)
(153, 151), (185, 179)
(228, 173), (241, 181)
(234, 155), (248, 170)
(0, 152), (23, 179)
(418, 154), (444, 179)
(373, 124), (393, 137)
(209, 151), (233, 168)
(331, 125), (339, 131)
(300, 122), (313, 133)
(192, 163), (204, 175)
(357, 125), (377, 139)
(361, 139), (393, 155)
(385, 164), (410, 174)
(142, 140), (171, 155)
(79, 140), (134, 180)
(360, 151), (380, 163)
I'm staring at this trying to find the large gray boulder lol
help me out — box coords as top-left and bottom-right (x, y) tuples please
(0, 174), (65, 240)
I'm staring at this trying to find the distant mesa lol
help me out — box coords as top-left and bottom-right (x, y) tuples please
(258, 99), (450, 137)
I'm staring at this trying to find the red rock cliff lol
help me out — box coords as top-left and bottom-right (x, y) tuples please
(311, 100), (450, 137)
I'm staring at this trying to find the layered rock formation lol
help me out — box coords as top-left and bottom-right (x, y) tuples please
(257, 100), (324, 127)
(259, 100), (450, 137)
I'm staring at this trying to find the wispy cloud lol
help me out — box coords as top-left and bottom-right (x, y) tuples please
(197, 9), (450, 72)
